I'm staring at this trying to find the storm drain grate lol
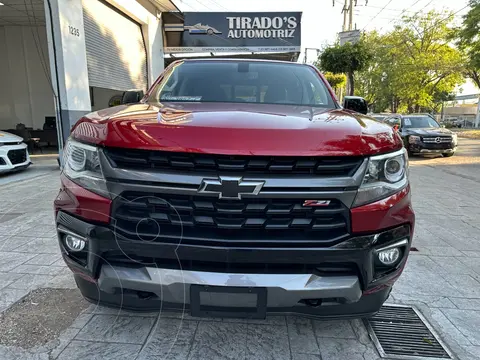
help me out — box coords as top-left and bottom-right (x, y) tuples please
(365, 305), (453, 359)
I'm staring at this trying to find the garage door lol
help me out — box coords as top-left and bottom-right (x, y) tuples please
(82, 0), (148, 91)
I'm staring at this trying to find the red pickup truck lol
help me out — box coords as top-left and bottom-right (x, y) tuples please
(54, 59), (414, 319)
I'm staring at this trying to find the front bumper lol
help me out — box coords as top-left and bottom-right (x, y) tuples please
(0, 144), (31, 173)
(98, 266), (362, 307)
(75, 273), (391, 319)
(419, 148), (455, 154)
(56, 210), (411, 318)
(408, 142), (456, 155)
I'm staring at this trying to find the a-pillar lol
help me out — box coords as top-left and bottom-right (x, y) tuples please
(43, 0), (91, 150)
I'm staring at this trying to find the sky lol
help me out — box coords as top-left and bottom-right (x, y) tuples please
(174, 0), (476, 95)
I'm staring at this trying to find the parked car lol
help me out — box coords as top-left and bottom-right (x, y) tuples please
(368, 113), (390, 122)
(384, 114), (457, 157)
(0, 131), (31, 174)
(54, 59), (414, 319)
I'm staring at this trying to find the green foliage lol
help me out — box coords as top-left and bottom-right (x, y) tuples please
(319, 41), (372, 74)
(356, 11), (464, 113)
(323, 72), (346, 89)
(454, 0), (480, 88)
(318, 41), (372, 95)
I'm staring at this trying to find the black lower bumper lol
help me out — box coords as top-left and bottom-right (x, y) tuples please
(408, 143), (456, 155)
(56, 211), (410, 319)
(0, 162), (31, 174)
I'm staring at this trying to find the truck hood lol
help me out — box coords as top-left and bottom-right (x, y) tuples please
(71, 102), (403, 156)
(0, 131), (23, 144)
(402, 128), (454, 137)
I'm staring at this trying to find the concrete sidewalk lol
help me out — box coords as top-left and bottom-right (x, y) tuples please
(0, 140), (479, 359)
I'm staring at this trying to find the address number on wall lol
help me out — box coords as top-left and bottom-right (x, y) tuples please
(68, 26), (80, 37)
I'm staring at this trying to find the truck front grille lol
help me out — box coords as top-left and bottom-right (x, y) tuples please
(111, 192), (350, 247)
(104, 148), (363, 177)
(7, 149), (27, 165)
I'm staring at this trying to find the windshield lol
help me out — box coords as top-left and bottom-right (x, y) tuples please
(402, 116), (439, 129)
(149, 61), (336, 108)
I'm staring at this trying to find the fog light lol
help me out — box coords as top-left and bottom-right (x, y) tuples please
(64, 234), (86, 252)
(377, 248), (401, 266)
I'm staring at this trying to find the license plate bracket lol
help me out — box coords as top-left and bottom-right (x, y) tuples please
(190, 285), (267, 319)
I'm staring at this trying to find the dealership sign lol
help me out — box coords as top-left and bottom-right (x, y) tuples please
(164, 12), (301, 53)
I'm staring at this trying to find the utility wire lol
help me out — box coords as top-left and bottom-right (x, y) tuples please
(203, 0), (229, 11)
(362, 0), (395, 30)
(370, 0), (425, 34)
(417, 4), (469, 36)
(411, 0), (435, 17)
(191, 0), (214, 10)
(363, 0), (467, 33)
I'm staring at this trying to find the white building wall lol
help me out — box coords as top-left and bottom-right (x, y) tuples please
(105, 0), (165, 86)
(145, 15), (165, 85)
(0, 26), (55, 130)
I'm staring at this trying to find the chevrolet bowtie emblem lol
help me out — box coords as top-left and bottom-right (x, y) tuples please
(198, 176), (264, 199)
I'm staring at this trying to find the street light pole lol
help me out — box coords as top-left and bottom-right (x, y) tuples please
(349, 0), (354, 30)
(342, 0), (348, 31)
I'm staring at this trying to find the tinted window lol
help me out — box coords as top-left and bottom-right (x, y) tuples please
(149, 61), (335, 108)
(403, 116), (439, 129)
(384, 117), (400, 126)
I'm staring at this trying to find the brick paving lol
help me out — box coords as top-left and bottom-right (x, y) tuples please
(0, 139), (479, 359)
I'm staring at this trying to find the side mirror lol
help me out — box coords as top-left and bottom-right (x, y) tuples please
(343, 96), (368, 115)
(393, 124), (399, 131)
(121, 89), (144, 104)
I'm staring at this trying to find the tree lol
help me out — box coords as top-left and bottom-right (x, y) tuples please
(432, 91), (456, 113)
(323, 72), (346, 92)
(318, 41), (372, 95)
(355, 11), (464, 113)
(455, 0), (480, 88)
(355, 31), (393, 112)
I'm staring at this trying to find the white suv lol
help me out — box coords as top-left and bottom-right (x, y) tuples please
(0, 131), (31, 173)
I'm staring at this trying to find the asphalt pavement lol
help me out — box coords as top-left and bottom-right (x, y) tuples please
(0, 139), (480, 359)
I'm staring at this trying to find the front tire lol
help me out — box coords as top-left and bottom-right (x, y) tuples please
(443, 152), (454, 157)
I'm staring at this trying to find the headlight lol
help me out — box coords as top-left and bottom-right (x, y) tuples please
(353, 148), (408, 207)
(408, 135), (420, 144)
(62, 139), (109, 198)
(452, 133), (457, 144)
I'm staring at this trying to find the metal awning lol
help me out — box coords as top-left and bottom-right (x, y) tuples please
(148, 0), (180, 11)
(136, 0), (180, 16)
